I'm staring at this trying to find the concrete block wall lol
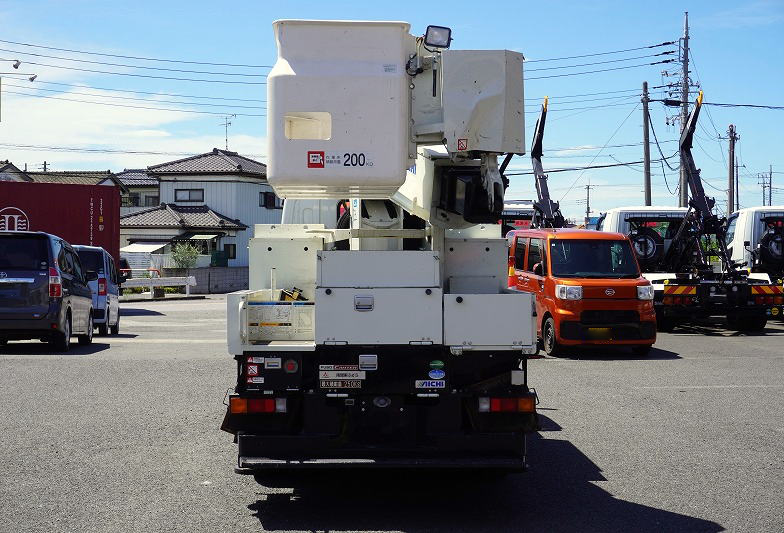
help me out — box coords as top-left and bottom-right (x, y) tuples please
(163, 266), (248, 294)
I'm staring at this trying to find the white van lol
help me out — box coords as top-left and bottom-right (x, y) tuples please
(74, 246), (121, 335)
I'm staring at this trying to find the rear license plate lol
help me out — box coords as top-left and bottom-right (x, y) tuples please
(587, 327), (612, 340)
(320, 380), (362, 389)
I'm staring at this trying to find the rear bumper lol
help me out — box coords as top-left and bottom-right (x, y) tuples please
(0, 312), (63, 339)
(235, 432), (527, 472)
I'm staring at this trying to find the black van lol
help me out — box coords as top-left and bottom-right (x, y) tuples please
(0, 231), (96, 351)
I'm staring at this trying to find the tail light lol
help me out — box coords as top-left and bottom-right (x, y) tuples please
(766, 296), (774, 305)
(48, 267), (62, 298)
(755, 296), (764, 305)
(683, 297), (693, 306)
(229, 396), (286, 414)
(674, 296), (682, 305)
(98, 278), (107, 296)
(478, 396), (536, 413)
(663, 296), (673, 305)
(775, 296), (783, 305)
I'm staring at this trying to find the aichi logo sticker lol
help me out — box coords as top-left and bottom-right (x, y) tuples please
(0, 207), (30, 231)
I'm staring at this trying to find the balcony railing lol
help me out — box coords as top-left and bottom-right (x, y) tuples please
(149, 253), (212, 270)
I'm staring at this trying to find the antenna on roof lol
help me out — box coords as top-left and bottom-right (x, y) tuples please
(220, 114), (237, 150)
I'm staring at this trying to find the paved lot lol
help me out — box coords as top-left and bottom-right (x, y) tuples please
(1, 296), (783, 533)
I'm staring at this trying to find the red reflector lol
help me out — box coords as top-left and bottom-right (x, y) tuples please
(490, 398), (501, 412)
(248, 398), (275, 413)
(674, 296), (682, 305)
(756, 296), (764, 305)
(775, 296), (783, 305)
(683, 297), (692, 306)
(766, 296), (774, 305)
(98, 278), (107, 296)
(48, 267), (62, 298)
(663, 296), (673, 305)
(284, 359), (298, 373)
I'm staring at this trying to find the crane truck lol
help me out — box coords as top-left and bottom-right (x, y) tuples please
(222, 20), (539, 473)
(597, 92), (779, 331)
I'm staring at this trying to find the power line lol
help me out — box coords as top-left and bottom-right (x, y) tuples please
(0, 47), (266, 76)
(524, 88), (642, 102)
(2, 88), (265, 116)
(525, 51), (673, 72)
(505, 153), (678, 176)
(557, 103), (641, 200)
(704, 102), (784, 110)
(527, 59), (675, 81)
(525, 41), (675, 63)
(2, 82), (265, 109)
(23, 79), (266, 102)
(0, 57), (267, 84)
(0, 37), (272, 68)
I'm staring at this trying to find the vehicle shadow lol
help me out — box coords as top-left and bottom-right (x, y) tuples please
(0, 341), (111, 356)
(119, 307), (165, 317)
(246, 433), (721, 533)
(672, 320), (784, 337)
(555, 346), (681, 361)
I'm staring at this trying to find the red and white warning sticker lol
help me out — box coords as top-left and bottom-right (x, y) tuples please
(247, 364), (259, 376)
(247, 376), (265, 384)
(457, 138), (468, 151)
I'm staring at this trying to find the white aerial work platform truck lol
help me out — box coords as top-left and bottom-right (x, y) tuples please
(222, 20), (539, 473)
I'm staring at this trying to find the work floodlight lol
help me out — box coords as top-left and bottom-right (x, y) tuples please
(424, 25), (451, 48)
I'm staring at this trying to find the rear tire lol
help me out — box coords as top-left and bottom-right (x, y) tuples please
(98, 310), (109, 336)
(52, 314), (71, 352)
(110, 312), (120, 335)
(542, 317), (562, 357)
(743, 315), (767, 332)
(78, 313), (94, 345)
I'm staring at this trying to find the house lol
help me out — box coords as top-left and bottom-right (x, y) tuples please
(116, 169), (159, 215)
(120, 148), (281, 269)
(0, 160), (31, 181)
(118, 203), (247, 271)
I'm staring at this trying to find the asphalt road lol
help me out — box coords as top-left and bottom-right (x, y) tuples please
(1, 296), (783, 533)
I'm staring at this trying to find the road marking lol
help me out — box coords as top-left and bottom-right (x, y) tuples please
(640, 384), (783, 389)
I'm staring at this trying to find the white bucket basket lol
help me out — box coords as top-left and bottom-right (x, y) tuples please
(267, 20), (413, 199)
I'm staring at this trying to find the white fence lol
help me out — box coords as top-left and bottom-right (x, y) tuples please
(122, 276), (197, 299)
(149, 253), (212, 270)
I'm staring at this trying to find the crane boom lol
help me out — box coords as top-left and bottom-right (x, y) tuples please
(530, 97), (565, 228)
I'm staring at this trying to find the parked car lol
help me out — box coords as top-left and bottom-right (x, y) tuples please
(74, 245), (121, 335)
(509, 228), (656, 356)
(0, 231), (95, 351)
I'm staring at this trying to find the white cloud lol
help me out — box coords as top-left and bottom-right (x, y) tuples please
(697, 0), (784, 29)
(0, 87), (266, 171)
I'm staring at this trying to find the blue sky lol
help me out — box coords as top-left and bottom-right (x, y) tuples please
(1, 0), (782, 219)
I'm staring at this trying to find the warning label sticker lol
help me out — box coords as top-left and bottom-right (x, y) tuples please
(319, 370), (366, 380)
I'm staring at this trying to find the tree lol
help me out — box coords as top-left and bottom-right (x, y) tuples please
(171, 242), (200, 270)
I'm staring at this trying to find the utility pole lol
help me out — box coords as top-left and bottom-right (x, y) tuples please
(727, 124), (737, 214)
(759, 172), (771, 206)
(678, 11), (690, 208)
(770, 164), (774, 206)
(734, 156), (740, 210)
(642, 81), (652, 205)
(583, 184), (594, 225)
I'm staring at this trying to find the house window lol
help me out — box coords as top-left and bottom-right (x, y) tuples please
(175, 189), (204, 202)
(224, 243), (236, 259)
(260, 191), (283, 209)
(122, 193), (141, 207)
(144, 195), (159, 207)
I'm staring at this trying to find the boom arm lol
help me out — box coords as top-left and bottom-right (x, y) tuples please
(665, 91), (738, 275)
(530, 97), (565, 228)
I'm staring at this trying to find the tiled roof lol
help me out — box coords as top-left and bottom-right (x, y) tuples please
(119, 203), (247, 230)
(116, 169), (158, 187)
(26, 170), (128, 193)
(148, 148), (266, 177)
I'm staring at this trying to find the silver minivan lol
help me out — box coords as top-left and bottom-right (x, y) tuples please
(74, 246), (121, 335)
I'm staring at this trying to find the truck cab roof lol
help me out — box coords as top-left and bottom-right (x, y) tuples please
(510, 228), (628, 241)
